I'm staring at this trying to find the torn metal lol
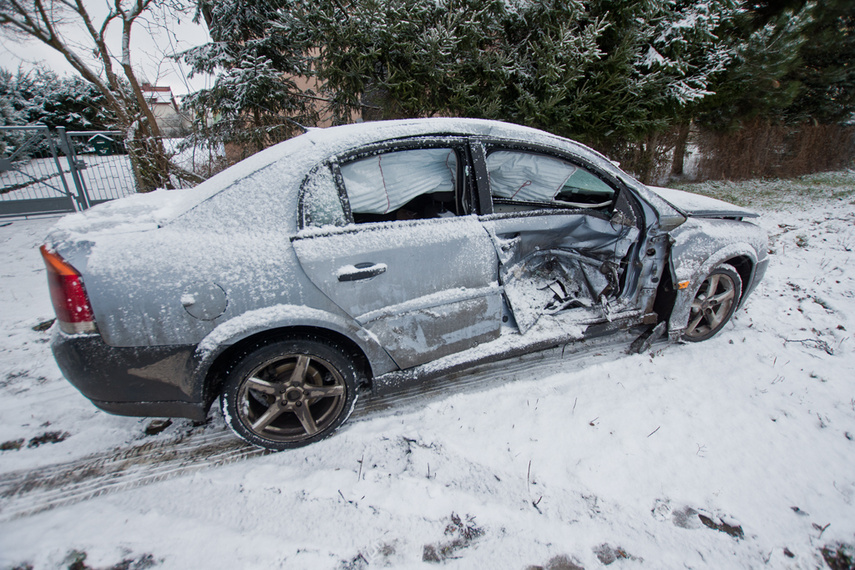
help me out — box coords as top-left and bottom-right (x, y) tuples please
(485, 212), (639, 333)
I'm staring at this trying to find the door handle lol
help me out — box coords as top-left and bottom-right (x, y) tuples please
(337, 262), (387, 282)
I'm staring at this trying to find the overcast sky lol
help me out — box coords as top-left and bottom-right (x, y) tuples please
(1, 3), (213, 97)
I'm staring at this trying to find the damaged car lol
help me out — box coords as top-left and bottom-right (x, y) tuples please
(41, 118), (768, 450)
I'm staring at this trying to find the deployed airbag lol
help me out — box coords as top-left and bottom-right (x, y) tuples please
(342, 148), (457, 214)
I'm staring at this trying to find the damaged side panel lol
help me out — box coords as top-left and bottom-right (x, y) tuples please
(363, 294), (502, 369)
(482, 213), (640, 332)
(501, 251), (606, 332)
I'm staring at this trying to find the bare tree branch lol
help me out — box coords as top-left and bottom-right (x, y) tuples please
(0, 0), (185, 190)
(73, 0), (121, 92)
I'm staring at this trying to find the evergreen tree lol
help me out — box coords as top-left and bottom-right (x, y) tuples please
(569, 0), (736, 180)
(0, 67), (120, 155)
(0, 69), (27, 154)
(296, 0), (735, 147)
(784, 0), (855, 124)
(697, 5), (807, 130)
(698, 0), (854, 129)
(296, 0), (611, 128)
(0, 69), (27, 127)
(180, 0), (319, 153)
(187, 0), (736, 163)
(195, 0), (855, 181)
(0, 67), (118, 130)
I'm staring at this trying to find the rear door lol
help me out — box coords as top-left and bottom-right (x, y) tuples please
(292, 139), (502, 369)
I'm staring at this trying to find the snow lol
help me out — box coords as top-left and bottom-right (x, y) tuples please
(46, 118), (611, 243)
(49, 188), (204, 240)
(162, 138), (225, 177)
(641, 46), (667, 68)
(196, 304), (346, 356)
(647, 185), (759, 218)
(2, 175), (855, 569)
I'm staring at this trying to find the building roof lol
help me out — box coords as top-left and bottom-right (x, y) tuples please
(141, 83), (177, 106)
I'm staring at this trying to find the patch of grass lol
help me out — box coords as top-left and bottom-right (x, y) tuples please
(821, 542), (855, 570)
(61, 550), (158, 570)
(338, 541), (396, 569)
(32, 318), (55, 332)
(526, 554), (584, 570)
(27, 431), (70, 448)
(337, 554), (368, 570)
(672, 169), (855, 210)
(594, 543), (640, 565)
(699, 514), (745, 540)
(1, 438), (25, 451)
(65, 550), (88, 570)
(423, 512), (484, 563)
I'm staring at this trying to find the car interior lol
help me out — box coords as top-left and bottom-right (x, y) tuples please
(341, 147), (465, 223)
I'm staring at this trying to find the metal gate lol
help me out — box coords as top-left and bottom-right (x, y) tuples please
(0, 125), (137, 218)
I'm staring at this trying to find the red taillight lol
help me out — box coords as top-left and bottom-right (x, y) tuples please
(40, 245), (97, 334)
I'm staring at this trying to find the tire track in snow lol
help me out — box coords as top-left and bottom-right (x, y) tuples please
(0, 333), (643, 520)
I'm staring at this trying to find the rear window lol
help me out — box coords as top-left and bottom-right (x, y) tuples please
(340, 148), (458, 222)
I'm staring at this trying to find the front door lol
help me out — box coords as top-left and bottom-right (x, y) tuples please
(475, 145), (641, 333)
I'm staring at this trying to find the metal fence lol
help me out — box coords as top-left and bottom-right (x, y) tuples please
(0, 124), (137, 218)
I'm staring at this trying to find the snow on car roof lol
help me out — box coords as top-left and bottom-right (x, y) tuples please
(47, 118), (626, 244)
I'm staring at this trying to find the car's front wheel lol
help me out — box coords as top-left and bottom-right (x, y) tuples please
(683, 265), (742, 342)
(221, 337), (359, 450)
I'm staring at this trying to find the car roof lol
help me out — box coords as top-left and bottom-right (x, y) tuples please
(173, 118), (624, 227)
(48, 118), (649, 244)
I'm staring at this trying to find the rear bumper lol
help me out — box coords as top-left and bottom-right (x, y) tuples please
(88, 399), (208, 421)
(52, 331), (208, 421)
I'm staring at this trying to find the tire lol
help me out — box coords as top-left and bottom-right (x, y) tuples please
(221, 337), (359, 450)
(682, 265), (742, 342)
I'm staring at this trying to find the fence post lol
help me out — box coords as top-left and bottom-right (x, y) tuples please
(56, 126), (91, 210)
(41, 125), (80, 211)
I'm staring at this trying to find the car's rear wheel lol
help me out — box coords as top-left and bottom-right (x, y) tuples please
(683, 265), (742, 342)
(221, 337), (359, 450)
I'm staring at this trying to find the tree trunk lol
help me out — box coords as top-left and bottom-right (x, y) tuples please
(635, 132), (660, 185)
(671, 121), (691, 178)
(253, 108), (265, 153)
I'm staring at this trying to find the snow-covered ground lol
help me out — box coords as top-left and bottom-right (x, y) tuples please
(1, 172), (854, 569)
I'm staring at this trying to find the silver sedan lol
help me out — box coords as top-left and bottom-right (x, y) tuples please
(41, 118), (768, 450)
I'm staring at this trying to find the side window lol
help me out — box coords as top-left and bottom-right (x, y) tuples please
(556, 167), (615, 207)
(340, 148), (460, 223)
(487, 150), (615, 212)
(302, 164), (348, 228)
